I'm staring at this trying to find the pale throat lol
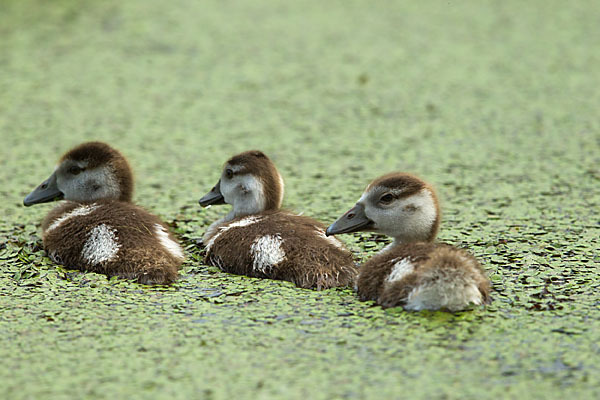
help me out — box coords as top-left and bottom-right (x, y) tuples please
(226, 175), (267, 221)
(229, 197), (264, 220)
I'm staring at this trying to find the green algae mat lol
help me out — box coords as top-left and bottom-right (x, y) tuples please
(1, 1), (599, 398)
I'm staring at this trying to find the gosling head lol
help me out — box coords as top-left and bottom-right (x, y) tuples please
(326, 173), (440, 244)
(24, 142), (133, 206)
(199, 150), (284, 218)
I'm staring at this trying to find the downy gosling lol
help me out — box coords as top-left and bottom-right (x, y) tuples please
(199, 150), (357, 290)
(326, 172), (491, 312)
(24, 142), (184, 284)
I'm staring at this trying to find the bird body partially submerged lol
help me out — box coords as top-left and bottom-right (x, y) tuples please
(356, 242), (490, 311)
(204, 211), (355, 290)
(199, 150), (357, 289)
(25, 142), (184, 284)
(327, 172), (491, 311)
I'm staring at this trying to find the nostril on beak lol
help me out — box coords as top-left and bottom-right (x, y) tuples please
(41, 183), (48, 190)
(347, 213), (355, 220)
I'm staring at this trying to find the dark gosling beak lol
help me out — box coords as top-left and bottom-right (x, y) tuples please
(23, 172), (64, 206)
(326, 203), (373, 236)
(199, 180), (226, 207)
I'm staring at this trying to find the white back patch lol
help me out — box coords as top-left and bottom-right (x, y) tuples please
(250, 234), (286, 273)
(205, 216), (263, 252)
(386, 258), (414, 283)
(81, 224), (121, 265)
(154, 224), (184, 260)
(46, 204), (100, 233)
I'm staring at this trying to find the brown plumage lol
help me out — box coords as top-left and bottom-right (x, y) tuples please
(199, 151), (357, 290)
(357, 243), (491, 310)
(326, 172), (491, 312)
(24, 142), (184, 284)
(205, 211), (355, 289)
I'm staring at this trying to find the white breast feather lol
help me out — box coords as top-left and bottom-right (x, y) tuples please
(154, 224), (184, 260)
(46, 204), (100, 233)
(81, 224), (121, 265)
(250, 234), (286, 273)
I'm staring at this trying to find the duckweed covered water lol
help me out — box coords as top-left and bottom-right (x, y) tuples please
(1, 1), (599, 398)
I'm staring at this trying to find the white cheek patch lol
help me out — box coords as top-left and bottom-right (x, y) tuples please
(60, 165), (121, 202)
(386, 258), (414, 283)
(222, 174), (267, 216)
(401, 189), (436, 228)
(205, 216), (263, 252)
(86, 167), (121, 199)
(241, 175), (267, 209)
(154, 224), (184, 260)
(46, 204), (100, 233)
(250, 234), (286, 273)
(367, 188), (437, 241)
(81, 224), (121, 265)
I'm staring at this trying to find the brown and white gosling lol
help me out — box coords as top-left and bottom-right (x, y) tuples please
(198, 150), (357, 290)
(326, 172), (491, 311)
(24, 142), (184, 284)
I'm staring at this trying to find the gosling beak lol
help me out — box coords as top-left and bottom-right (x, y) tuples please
(23, 172), (64, 207)
(199, 180), (226, 207)
(326, 203), (373, 236)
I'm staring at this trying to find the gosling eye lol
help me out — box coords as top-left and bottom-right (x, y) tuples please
(379, 193), (395, 204)
(225, 169), (234, 179)
(68, 166), (83, 175)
